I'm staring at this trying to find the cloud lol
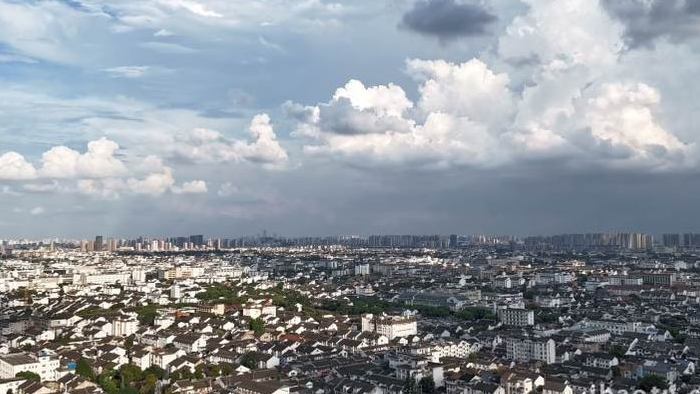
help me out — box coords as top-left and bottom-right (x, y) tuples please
(39, 138), (128, 179)
(407, 58), (514, 128)
(0, 0), (85, 63)
(172, 179), (208, 194)
(77, 178), (129, 199)
(290, 52), (693, 171)
(0, 137), (206, 199)
(76, 172), (208, 198)
(29, 206), (45, 215)
(572, 82), (690, 169)
(156, 0), (223, 18)
(153, 29), (175, 37)
(498, 0), (624, 69)
(126, 169), (176, 196)
(0, 152), (37, 180)
(600, 0), (700, 48)
(139, 41), (198, 54)
(23, 181), (63, 193)
(170, 114), (288, 168)
(307, 80), (415, 136)
(242, 114), (289, 166)
(217, 182), (238, 197)
(103, 66), (151, 78)
(3, 0), (700, 236)
(0, 53), (38, 64)
(400, 0), (496, 40)
(290, 59), (514, 168)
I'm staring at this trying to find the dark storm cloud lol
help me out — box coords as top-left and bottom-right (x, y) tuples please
(400, 0), (497, 40)
(601, 0), (700, 48)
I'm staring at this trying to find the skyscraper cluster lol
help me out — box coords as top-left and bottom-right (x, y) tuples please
(523, 232), (653, 250)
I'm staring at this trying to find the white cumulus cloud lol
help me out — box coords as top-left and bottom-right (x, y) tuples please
(171, 113), (288, 168)
(0, 152), (37, 180)
(288, 0), (694, 172)
(39, 138), (128, 179)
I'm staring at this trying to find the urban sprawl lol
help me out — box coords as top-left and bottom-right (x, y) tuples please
(1, 232), (699, 394)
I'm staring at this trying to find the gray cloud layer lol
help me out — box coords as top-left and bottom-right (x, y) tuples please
(601, 0), (700, 47)
(400, 0), (497, 40)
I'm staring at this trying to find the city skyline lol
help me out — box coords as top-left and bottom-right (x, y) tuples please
(4, 229), (700, 240)
(6, 230), (700, 250)
(1, 0), (700, 236)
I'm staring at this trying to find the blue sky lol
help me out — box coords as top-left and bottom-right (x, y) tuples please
(1, 0), (700, 238)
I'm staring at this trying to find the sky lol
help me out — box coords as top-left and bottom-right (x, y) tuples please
(1, 0), (700, 238)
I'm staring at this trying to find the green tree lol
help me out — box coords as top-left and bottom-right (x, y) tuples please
(207, 364), (221, 377)
(638, 375), (668, 391)
(249, 318), (265, 336)
(140, 374), (158, 394)
(124, 336), (134, 349)
(143, 366), (165, 380)
(240, 352), (258, 369)
(119, 364), (143, 387)
(196, 285), (241, 303)
(170, 368), (193, 381)
(194, 364), (205, 380)
(136, 305), (159, 325)
(419, 376), (435, 394)
(609, 345), (627, 358)
(220, 363), (234, 376)
(76, 358), (96, 381)
(456, 307), (496, 321)
(15, 371), (40, 382)
(98, 372), (119, 394)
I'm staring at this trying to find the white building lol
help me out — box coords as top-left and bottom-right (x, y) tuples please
(361, 314), (417, 340)
(158, 267), (204, 280)
(535, 272), (574, 285)
(131, 269), (146, 283)
(76, 272), (131, 285)
(574, 319), (645, 335)
(170, 284), (182, 299)
(430, 340), (481, 362)
(493, 276), (512, 289)
(0, 351), (60, 382)
(242, 301), (276, 319)
(505, 337), (556, 364)
(151, 349), (185, 370)
(0, 377), (24, 394)
(499, 308), (535, 327)
(112, 317), (139, 337)
(354, 264), (371, 276)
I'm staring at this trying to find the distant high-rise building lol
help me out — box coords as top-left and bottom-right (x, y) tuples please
(523, 232), (652, 250)
(449, 234), (458, 248)
(683, 233), (700, 248)
(94, 235), (103, 252)
(189, 234), (204, 246)
(662, 233), (681, 248)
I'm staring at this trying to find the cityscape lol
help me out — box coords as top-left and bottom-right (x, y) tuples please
(2, 0), (700, 393)
(1, 232), (700, 393)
